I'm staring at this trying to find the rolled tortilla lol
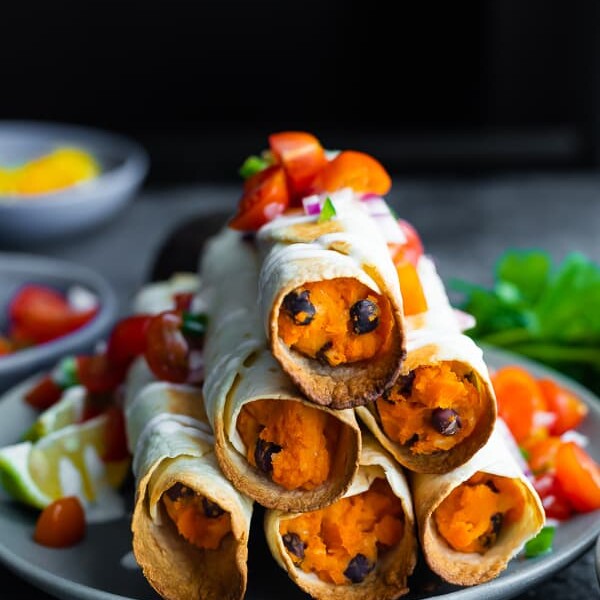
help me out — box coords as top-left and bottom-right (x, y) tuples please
(257, 189), (406, 409)
(201, 227), (361, 511)
(265, 434), (417, 600)
(412, 425), (544, 586)
(126, 359), (253, 600)
(356, 329), (496, 473)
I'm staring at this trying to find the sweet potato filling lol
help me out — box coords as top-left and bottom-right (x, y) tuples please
(376, 363), (481, 454)
(434, 473), (525, 554)
(236, 399), (340, 490)
(163, 485), (231, 550)
(277, 278), (393, 366)
(279, 478), (405, 585)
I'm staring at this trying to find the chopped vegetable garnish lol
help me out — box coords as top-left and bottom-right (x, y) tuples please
(317, 197), (336, 223)
(239, 155), (270, 179)
(524, 525), (555, 558)
(33, 496), (86, 548)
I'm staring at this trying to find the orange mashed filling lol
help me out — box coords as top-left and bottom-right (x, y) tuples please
(163, 491), (231, 550)
(237, 399), (340, 490)
(376, 363), (481, 454)
(434, 473), (525, 553)
(278, 278), (393, 366)
(279, 478), (405, 585)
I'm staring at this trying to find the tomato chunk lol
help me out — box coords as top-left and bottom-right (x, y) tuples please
(106, 315), (151, 368)
(555, 442), (600, 512)
(491, 366), (547, 444)
(533, 473), (574, 521)
(24, 375), (64, 410)
(311, 151), (391, 196)
(102, 406), (129, 461)
(77, 354), (125, 395)
(389, 219), (424, 267)
(230, 165), (289, 231)
(9, 285), (97, 344)
(396, 261), (428, 316)
(538, 378), (588, 435)
(34, 496), (86, 547)
(269, 131), (327, 201)
(527, 436), (563, 475)
(144, 311), (190, 383)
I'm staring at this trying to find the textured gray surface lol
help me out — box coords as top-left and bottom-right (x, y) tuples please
(1, 175), (599, 599)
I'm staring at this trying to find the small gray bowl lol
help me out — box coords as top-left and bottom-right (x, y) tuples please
(0, 121), (149, 245)
(0, 254), (118, 392)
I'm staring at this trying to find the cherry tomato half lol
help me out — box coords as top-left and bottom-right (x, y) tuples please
(34, 496), (86, 547)
(229, 165), (290, 231)
(144, 311), (190, 383)
(9, 285), (97, 344)
(311, 150), (392, 196)
(491, 365), (548, 444)
(555, 442), (600, 512)
(538, 378), (588, 435)
(106, 315), (152, 368)
(268, 131), (327, 201)
(77, 354), (126, 395)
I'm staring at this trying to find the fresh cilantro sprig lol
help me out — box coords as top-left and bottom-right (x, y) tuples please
(524, 526), (555, 558)
(318, 197), (337, 223)
(238, 155), (270, 179)
(452, 250), (600, 394)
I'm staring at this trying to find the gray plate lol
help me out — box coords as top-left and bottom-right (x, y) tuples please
(0, 345), (598, 600)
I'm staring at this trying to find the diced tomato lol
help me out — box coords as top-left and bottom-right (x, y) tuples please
(538, 378), (588, 435)
(34, 496), (86, 547)
(555, 442), (600, 512)
(106, 315), (151, 368)
(268, 131), (327, 201)
(0, 336), (11, 355)
(102, 406), (129, 462)
(76, 354), (125, 395)
(310, 150), (392, 196)
(144, 311), (190, 383)
(173, 292), (195, 312)
(24, 375), (63, 410)
(533, 473), (574, 521)
(491, 366), (548, 444)
(396, 260), (428, 316)
(389, 219), (425, 267)
(230, 165), (290, 231)
(9, 285), (97, 344)
(527, 436), (563, 475)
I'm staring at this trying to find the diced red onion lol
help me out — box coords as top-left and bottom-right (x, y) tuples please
(561, 430), (588, 447)
(302, 194), (322, 216)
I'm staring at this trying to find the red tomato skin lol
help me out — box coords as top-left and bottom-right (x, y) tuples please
(102, 406), (129, 461)
(389, 219), (424, 267)
(9, 285), (97, 344)
(268, 131), (327, 201)
(230, 166), (290, 231)
(173, 292), (195, 312)
(533, 473), (574, 521)
(106, 315), (151, 368)
(34, 496), (86, 547)
(538, 378), (588, 435)
(555, 442), (600, 512)
(144, 312), (189, 383)
(24, 376), (64, 410)
(76, 355), (125, 395)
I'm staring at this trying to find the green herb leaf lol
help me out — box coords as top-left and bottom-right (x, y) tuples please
(239, 155), (269, 179)
(524, 526), (555, 558)
(452, 249), (600, 395)
(53, 356), (79, 389)
(318, 197), (336, 223)
(182, 313), (208, 338)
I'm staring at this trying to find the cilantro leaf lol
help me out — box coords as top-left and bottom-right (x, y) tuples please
(318, 197), (337, 223)
(239, 155), (269, 179)
(524, 526), (555, 558)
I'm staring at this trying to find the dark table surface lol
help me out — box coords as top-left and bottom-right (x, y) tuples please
(1, 174), (599, 599)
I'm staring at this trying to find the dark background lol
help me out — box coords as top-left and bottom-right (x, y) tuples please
(1, 0), (598, 182)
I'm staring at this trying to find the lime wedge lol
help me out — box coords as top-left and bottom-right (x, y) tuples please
(0, 413), (129, 510)
(23, 386), (87, 442)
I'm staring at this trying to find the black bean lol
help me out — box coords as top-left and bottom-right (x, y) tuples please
(282, 290), (316, 326)
(431, 408), (462, 436)
(491, 512), (504, 535)
(165, 482), (194, 501)
(315, 341), (333, 365)
(485, 479), (500, 494)
(202, 497), (225, 518)
(396, 371), (416, 397)
(282, 532), (305, 560)
(406, 433), (420, 447)
(255, 438), (282, 473)
(350, 300), (380, 334)
(479, 512), (504, 548)
(344, 553), (374, 583)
